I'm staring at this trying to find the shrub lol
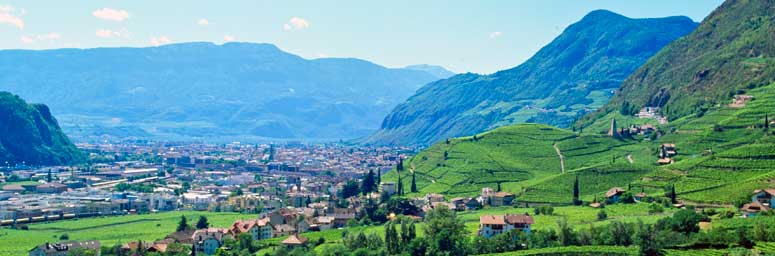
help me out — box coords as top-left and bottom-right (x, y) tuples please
(597, 210), (608, 220)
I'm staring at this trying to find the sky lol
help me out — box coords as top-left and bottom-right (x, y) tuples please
(0, 0), (724, 74)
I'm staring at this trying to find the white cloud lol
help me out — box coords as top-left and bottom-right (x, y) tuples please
(95, 28), (128, 38)
(316, 53), (328, 58)
(489, 31), (503, 39)
(36, 32), (60, 40)
(0, 5), (13, 13)
(20, 32), (61, 44)
(150, 35), (171, 46)
(0, 5), (24, 30)
(92, 8), (129, 21)
(223, 35), (235, 42)
(20, 35), (33, 44)
(283, 17), (309, 31)
(198, 19), (209, 26)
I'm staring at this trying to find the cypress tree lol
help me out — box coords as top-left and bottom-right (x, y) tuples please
(766, 114), (769, 129)
(177, 215), (189, 232)
(572, 175), (581, 205)
(196, 216), (209, 229)
(376, 169), (381, 185)
(397, 174), (403, 196)
(410, 172), (417, 193)
(670, 184), (677, 204)
(362, 169), (376, 195)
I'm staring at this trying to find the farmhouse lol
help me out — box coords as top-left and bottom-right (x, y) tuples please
(192, 228), (231, 256)
(229, 218), (273, 240)
(281, 234), (309, 248)
(752, 189), (775, 207)
(29, 240), (101, 256)
(379, 182), (397, 196)
(478, 214), (534, 238)
(606, 187), (626, 203)
(741, 201), (770, 218)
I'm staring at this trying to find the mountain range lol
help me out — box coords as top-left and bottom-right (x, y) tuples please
(363, 10), (698, 146)
(0, 42), (447, 142)
(0, 92), (83, 165)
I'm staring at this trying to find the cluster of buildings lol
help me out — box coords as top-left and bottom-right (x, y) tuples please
(1, 142), (414, 227)
(636, 107), (668, 124)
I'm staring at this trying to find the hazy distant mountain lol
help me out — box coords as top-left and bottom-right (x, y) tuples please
(363, 10), (698, 146)
(0, 42), (441, 142)
(404, 64), (456, 79)
(0, 92), (83, 165)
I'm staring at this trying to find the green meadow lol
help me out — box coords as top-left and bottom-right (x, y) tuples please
(0, 211), (257, 256)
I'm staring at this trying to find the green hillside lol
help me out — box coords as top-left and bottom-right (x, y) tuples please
(388, 81), (775, 205)
(0, 92), (83, 165)
(580, 0), (775, 126)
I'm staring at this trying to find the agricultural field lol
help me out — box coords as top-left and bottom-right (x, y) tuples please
(484, 246), (638, 256)
(0, 211), (257, 256)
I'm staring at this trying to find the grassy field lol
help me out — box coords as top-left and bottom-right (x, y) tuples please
(0, 211), (257, 256)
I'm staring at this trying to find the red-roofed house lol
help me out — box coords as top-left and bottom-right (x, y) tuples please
(478, 214), (534, 238)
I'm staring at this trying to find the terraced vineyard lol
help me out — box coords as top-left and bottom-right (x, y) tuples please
(389, 83), (775, 205)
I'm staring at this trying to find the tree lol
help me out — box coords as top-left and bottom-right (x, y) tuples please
(376, 169), (381, 185)
(572, 175), (582, 205)
(766, 114), (770, 129)
(196, 216), (209, 229)
(362, 169), (376, 195)
(496, 182), (501, 192)
(636, 221), (663, 256)
(385, 221), (400, 254)
(177, 215), (189, 232)
(670, 184), (677, 204)
(341, 180), (361, 199)
(47, 169), (53, 183)
(410, 172), (417, 193)
(557, 218), (576, 246)
(397, 159), (404, 172)
(397, 174), (404, 196)
(423, 205), (468, 256)
(400, 220), (410, 244)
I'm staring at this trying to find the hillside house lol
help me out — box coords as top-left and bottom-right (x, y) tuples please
(425, 193), (445, 203)
(490, 192), (515, 206)
(478, 214), (534, 238)
(657, 158), (673, 165)
(229, 218), (273, 240)
(606, 187), (626, 203)
(660, 144), (677, 158)
(282, 234), (308, 248)
(730, 95), (754, 108)
(29, 240), (101, 256)
(635, 192), (647, 202)
(273, 224), (296, 237)
(380, 182), (397, 196)
(312, 216), (335, 231)
(741, 201), (770, 217)
(192, 228), (231, 256)
(752, 189), (775, 207)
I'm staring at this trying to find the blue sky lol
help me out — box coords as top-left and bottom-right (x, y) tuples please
(0, 0), (724, 74)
